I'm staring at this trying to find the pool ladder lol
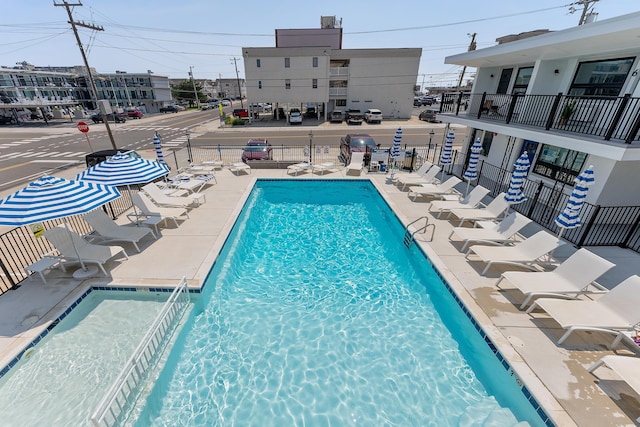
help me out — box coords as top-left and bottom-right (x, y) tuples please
(403, 216), (435, 248)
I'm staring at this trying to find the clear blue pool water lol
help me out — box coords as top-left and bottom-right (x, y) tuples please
(0, 290), (169, 426)
(133, 180), (548, 426)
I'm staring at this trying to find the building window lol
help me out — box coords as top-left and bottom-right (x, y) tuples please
(471, 129), (493, 155)
(496, 68), (513, 94)
(569, 57), (635, 96)
(258, 80), (262, 89)
(284, 58), (290, 68)
(256, 59), (261, 68)
(285, 79), (291, 90)
(533, 144), (587, 184)
(312, 57), (318, 67)
(512, 67), (533, 94)
(312, 79), (318, 89)
(336, 99), (346, 107)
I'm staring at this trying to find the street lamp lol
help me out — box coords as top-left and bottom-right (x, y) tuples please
(308, 130), (313, 163)
(428, 129), (435, 148)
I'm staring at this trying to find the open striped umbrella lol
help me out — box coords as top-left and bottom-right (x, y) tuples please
(390, 127), (402, 172)
(504, 151), (531, 204)
(439, 130), (454, 181)
(75, 152), (170, 186)
(153, 133), (166, 165)
(463, 138), (482, 196)
(0, 176), (121, 275)
(555, 165), (595, 237)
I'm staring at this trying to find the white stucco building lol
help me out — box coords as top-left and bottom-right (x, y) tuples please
(242, 17), (421, 120)
(439, 12), (640, 209)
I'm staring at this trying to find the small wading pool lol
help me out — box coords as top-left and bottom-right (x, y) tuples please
(129, 180), (551, 426)
(0, 289), (174, 427)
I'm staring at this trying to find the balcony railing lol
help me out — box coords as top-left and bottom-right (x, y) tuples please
(328, 87), (347, 97)
(329, 67), (349, 77)
(440, 92), (640, 144)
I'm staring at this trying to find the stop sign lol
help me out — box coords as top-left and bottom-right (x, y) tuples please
(77, 121), (89, 133)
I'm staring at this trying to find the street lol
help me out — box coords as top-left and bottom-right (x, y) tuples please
(0, 105), (451, 193)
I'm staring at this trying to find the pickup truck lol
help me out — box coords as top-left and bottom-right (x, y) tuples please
(345, 109), (364, 125)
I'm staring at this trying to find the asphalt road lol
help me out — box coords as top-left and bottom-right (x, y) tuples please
(0, 104), (450, 192)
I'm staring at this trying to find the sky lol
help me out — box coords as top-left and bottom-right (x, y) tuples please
(1, 0), (638, 89)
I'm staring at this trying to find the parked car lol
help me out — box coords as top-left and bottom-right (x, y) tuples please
(289, 110), (303, 125)
(241, 138), (273, 162)
(304, 106), (317, 118)
(126, 108), (144, 119)
(233, 108), (249, 118)
(90, 112), (127, 123)
(345, 109), (364, 125)
(419, 109), (440, 123)
(329, 110), (344, 123)
(364, 108), (383, 124)
(0, 115), (14, 125)
(200, 103), (211, 110)
(340, 134), (376, 165)
(159, 105), (179, 113)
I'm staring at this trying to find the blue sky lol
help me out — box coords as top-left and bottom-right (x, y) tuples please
(1, 0), (638, 87)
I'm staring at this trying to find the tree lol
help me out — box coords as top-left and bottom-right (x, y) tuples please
(171, 80), (207, 106)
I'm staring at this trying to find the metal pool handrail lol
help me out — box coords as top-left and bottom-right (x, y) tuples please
(90, 278), (191, 427)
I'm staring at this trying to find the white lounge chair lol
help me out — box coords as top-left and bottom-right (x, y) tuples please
(449, 193), (510, 226)
(312, 162), (339, 175)
(396, 165), (441, 190)
(142, 183), (198, 208)
(186, 161), (222, 174)
(43, 225), (128, 276)
(287, 162), (311, 176)
(496, 248), (615, 309)
(429, 185), (490, 218)
(527, 275), (640, 345)
(83, 209), (157, 253)
(130, 193), (189, 229)
(448, 211), (532, 251)
(589, 355), (640, 398)
(466, 230), (564, 275)
(346, 152), (365, 175)
(407, 176), (461, 201)
(230, 162), (251, 175)
(392, 161), (433, 181)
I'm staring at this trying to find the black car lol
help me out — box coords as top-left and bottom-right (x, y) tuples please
(90, 112), (127, 123)
(340, 134), (377, 165)
(159, 105), (179, 113)
(419, 109), (440, 123)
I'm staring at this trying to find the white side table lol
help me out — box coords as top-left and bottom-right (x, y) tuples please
(142, 216), (165, 235)
(188, 192), (206, 206)
(25, 256), (65, 284)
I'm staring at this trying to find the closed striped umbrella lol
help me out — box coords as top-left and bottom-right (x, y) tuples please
(463, 138), (482, 196)
(0, 176), (121, 274)
(439, 130), (454, 180)
(390, 127), (402, 172)
(153, 133), (166, 165)
(555, 165), (595, 235)
(75, 152), (170, 186)
(504, 151), (531, 204)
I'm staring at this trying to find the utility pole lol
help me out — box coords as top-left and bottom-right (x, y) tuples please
(54, 0), (117, 150)
(569, 0), (600, 25)
(188, 66), (200, 109)
(231, 57), (244, 109)
(456, 32), (477, 91)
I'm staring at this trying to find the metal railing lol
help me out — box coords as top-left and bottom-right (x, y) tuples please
(90, 277), (191, 427)
(441, 91), (640, 144)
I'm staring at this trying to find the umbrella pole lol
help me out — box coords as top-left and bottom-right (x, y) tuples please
(127, 184), (139, 222)
(63, 221), (87, 271)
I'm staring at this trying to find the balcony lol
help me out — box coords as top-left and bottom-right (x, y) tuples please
(329, 67), (349, 78)
(440, 92), (640, 145)
(328, 87), (348, 97)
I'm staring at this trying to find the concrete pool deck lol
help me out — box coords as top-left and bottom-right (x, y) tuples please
(0, 161), (639, 425)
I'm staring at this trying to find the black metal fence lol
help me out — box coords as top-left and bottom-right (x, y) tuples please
(441, 91), (640, 144)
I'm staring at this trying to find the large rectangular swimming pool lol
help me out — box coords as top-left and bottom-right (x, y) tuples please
(127, 180), (550, 426)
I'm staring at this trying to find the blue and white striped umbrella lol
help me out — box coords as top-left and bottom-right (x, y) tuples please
(504, 151), (531, 204)
(555, 165), (595, 233)
(153, 134), (166, 165)
(75, 152), (170, 186)
(0, 176), (121, 227)
(463, 138), (483, 196)
(391, 128), (402, 159)
(439, 130), (455, 180)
